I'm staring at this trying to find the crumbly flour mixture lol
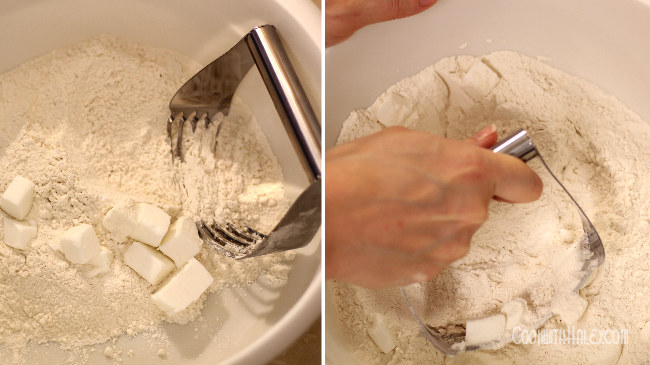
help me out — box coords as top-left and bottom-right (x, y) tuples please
(330, 51), (650, 364)
(0, 36), (293, 363)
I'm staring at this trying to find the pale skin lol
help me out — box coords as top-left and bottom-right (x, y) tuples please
(325, 1), (543, 288)
(325, 126), (543, 288)
(326, 0), (439, 47)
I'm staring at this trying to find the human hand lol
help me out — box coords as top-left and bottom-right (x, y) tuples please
(325, 125), (543, 288)
(326, 0), (438, 47)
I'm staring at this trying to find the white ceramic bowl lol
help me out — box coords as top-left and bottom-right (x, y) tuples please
(0, 1), (320, 364)
(325, 0), (649, 363)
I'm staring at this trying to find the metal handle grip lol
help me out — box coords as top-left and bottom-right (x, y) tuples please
(489, 129), (538, 161)
(248, 25), (322, 181)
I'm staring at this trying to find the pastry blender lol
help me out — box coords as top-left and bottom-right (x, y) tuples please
(167, 25), (320, 259)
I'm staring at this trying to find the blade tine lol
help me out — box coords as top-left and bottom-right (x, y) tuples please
(168, 112), (185, 161)
(190, 116), (198, 133)
(197, 222), (226, 247)
(214, 120), (224, 155)
(210, 222), (250, 247)
(204, 222), (248, 248)
(244, 226), (267, 240)
(167, 115), (174, 161)
(167, 115), (173, 140)
(196, 222), (237, 259)
(225, 223), (257, 243)
(175, 115), (185, 161)
(198, 112), (209, 129)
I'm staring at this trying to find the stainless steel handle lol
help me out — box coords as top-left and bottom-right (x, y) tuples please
(248, 25), (322, 181)
(489, 129), (538, 161)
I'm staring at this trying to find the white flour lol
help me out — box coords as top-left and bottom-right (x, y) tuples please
(0, 35), (293, 363)
(330, 51), (650, 364)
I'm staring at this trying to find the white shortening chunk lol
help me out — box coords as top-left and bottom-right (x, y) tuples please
(374, 92), (419, 128)
(124, 241), (175, 285)
(551, 292), (588, 325)
(59, 224), (102, 264)
(102, 201), (138, 242)
(0, 176), (35, 220)
(3, 217), (37, 250)
(88, 246), (113, 267)
(461, 60), (501, 101)
(465, 314), (506, 345)
(86, 246), (114, 277)
(367, 314), (396, 353)
(501, 298), (528, 331)
(151, 258), (214, 316)
(159, 216), (203, 267)
(129, 203), (171, 247)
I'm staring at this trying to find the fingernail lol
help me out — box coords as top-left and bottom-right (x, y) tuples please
(419, 0), (437, 6)
(474, 124), (497, 142)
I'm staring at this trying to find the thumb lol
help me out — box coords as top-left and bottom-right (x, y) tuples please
(464, 124), (498, 148)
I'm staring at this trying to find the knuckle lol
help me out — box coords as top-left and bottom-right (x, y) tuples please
(460, 152), (490, 181)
